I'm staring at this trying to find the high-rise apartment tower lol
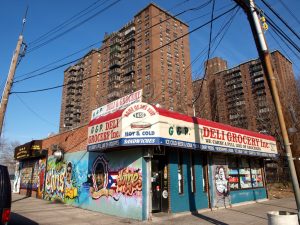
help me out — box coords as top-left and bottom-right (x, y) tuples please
(60, 3), (193, 132)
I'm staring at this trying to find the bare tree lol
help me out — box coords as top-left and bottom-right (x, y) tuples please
(0, 138), (20, 174)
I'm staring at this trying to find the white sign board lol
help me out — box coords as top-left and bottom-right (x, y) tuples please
(91, 89), (143, 120)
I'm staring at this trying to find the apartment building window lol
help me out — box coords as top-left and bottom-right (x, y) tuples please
(145, 39), (150, 46)
(145, 31), (150, 38)
(145, 74), (151, 80)
(146, 65), (150, 73)
(178, 151), (184, 194)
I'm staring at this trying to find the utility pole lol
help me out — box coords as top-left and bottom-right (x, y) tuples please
(234, 0), (300, 221)
(0, 8), (27, 138)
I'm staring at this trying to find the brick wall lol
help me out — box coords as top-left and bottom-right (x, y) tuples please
(42, 124), (88, 156)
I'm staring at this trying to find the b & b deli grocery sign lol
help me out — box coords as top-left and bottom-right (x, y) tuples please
(87, 102), (277, 157)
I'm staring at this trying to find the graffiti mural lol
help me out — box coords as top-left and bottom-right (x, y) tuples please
(20, 160), (39, 190)
(116, 168), (142, 196)
(211, 157), (231, 208)
(43, 150), (143, 220)
(44, 158), (66, 201)
(44, 151), (89, 204)
(89, 155), (142, 201)
(37, 158), (46, 198)
(86, 150), (143, 220)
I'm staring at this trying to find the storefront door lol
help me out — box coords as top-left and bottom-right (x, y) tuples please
(151, 156), (168, 213)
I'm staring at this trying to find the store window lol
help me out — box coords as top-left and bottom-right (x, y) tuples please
(228, 157), (264, 190)
(250, 160), (264, 188)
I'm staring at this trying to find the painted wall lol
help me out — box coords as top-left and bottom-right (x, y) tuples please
(169, 150), (208, 213)
(209, 155), (231, 208)
(87, 150), (143, 220)
(230, 188), (267, 204)
(44, 149), (144, 220)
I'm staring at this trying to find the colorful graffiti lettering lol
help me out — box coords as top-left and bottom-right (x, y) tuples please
(116, 168), (142, 196)
(90, 155), (142, 200)
(45, 161), (66, 201)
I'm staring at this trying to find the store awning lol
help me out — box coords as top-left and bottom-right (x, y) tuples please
(87, 102), (277, 157)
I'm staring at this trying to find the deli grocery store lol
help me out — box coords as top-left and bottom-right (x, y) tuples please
(14, 101), (277, 220)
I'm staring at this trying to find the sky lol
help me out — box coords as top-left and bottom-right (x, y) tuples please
(0, 0), (299, 145)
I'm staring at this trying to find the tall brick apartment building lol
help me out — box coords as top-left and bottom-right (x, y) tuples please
(60, 3), (194, 132)
(193, 50), (300, 180)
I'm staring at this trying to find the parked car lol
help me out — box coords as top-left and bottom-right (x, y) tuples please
(0, 165), (11, 225)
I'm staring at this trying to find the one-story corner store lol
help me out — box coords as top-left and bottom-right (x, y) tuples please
(14, 102), (277, 220)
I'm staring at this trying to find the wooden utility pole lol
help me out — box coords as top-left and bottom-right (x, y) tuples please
(0, 35), (24, 138)
(234, 0), (300, 221)
(0, 7), (27, 138)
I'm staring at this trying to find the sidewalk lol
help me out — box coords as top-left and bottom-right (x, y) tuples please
(10, 194), (298, 225)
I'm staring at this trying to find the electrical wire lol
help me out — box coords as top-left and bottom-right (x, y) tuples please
(267, 30), (300, 72)
(260, 0), (300, 41)
(192, 0), (216, 104)
(28, 0), (106, 47)
(264, 14), (300, 54)
(191, 7), (239, 81)
(15, 94), (57, 127)
(15, 41), (101, 79)
(26, 0), (122, 54)
(10, 5), (238, 95)
(13, 0), (195, 81)
(13, 0), (214, 84)
(277, 0), (300, 27)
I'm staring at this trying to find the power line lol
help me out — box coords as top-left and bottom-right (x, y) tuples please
(267, 30), (300, 72)
(151, 6), (240, 104)
(15, 41), (101, 79)
(264, 13), (300, 53)
(13, 0), (194, 81)
(13, 1), (214, 84)
(192, 0), (216, 104)
(268, 23), (300, 60)
(28, 0), (106, 47)
(191, 7), (239, 81)
(260, 0), (300, 41)
(26, 0), (122, 54)
(15, 94), (57, 127)
(277, 0), (300, 27)
(10, 5), (238, 95)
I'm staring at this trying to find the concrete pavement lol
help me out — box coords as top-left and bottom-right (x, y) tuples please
(10, 194), (298, 225)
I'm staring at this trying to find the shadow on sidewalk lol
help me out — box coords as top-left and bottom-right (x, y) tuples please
(9, 212), (39, 225)
(256, 201), (297, 211)
(191, 212), (229, 225)
(12, 196), (30, 203)
(227, 208), (267, 220)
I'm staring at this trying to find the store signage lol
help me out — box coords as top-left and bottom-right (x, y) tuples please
(199, 125), (277, 154)
(121, 102), (160, 145)
(87, 102), (278, 157)
(14, 140), (43, 160)
(91, 89), (142, 120)
(88, 117), (121, 150)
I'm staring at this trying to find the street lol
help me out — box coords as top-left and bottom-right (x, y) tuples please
(9, 194), (298, 225)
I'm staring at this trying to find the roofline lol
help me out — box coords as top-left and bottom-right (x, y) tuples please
(135, 3), (189, 27)
(64, 48), (98, 72)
